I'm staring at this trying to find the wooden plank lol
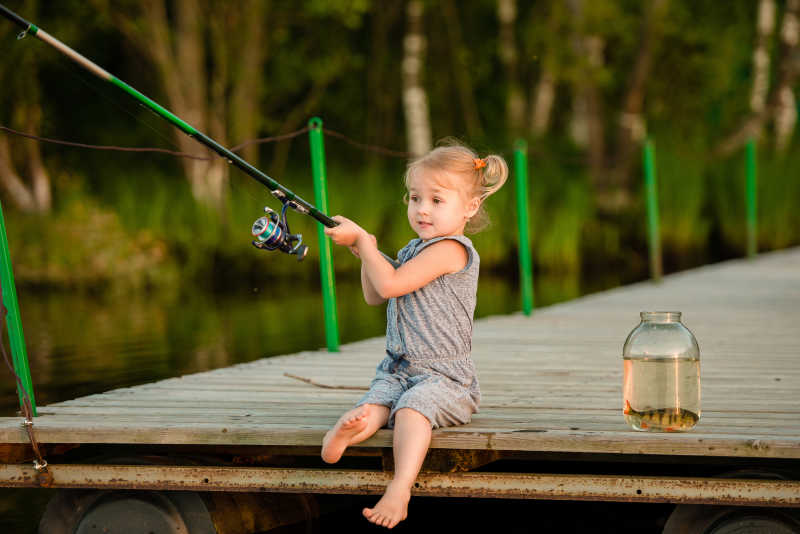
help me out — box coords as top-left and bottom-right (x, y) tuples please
(30, 403), (798, 423)
(1, 419), (798, 459)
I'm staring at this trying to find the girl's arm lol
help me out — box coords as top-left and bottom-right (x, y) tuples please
(327, 219), (386, 305)
(349, 234), (386, 306)
(360, 262), (385, 305)
(356, 235), (467, 299)
(325, 215), (467, 300)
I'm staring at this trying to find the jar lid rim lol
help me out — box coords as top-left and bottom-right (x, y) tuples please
(640, 311), (681, 321)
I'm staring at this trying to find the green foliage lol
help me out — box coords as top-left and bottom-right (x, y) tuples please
(651, 130), (711, 256)
(758, 152), (800, 250)
(8, 191), (177, 290)
(710, 145), (800, 254)
(650, 1), (754, 137)
(304, 0), (371, 29)
(509, 142), (592, 274)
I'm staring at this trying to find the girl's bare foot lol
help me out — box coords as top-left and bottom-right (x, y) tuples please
(362, 481), (411, 529)
(321, 405), (370, 463)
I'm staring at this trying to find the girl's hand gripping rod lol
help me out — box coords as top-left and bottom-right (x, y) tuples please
(0, 3), (338, 261)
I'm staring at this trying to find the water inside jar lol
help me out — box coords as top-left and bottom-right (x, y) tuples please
(622, 357), (701, 432)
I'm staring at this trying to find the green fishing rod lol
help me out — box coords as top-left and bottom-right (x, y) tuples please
(0, 3), (338, 260)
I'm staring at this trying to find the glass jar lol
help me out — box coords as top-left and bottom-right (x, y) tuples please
(622, 311), (701, 432)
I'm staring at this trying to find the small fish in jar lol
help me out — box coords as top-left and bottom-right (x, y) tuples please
(623, 400), (699, 432)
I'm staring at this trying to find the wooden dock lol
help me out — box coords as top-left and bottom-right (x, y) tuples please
(1, 247), (799, 510)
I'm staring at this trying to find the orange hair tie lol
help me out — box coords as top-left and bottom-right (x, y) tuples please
(473, 158), (487, 170)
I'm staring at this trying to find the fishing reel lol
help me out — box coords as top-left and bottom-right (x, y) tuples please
(251, 201), (308, 261)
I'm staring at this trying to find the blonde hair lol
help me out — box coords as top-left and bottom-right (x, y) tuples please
(404, 139), (508, 233)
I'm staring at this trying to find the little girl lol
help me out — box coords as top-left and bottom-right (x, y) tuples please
(321, 142), (507, 529)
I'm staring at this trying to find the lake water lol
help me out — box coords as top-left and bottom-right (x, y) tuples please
(1, 272), (647, 532)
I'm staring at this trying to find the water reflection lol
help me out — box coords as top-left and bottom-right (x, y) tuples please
(2, 273), (598, 416)
(1, 281), (374, 415)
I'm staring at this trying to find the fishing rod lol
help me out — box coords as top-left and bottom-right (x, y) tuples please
(0, 3), (339, 260)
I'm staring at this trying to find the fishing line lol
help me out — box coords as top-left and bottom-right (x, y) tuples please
(0, 125), (208, 160)
(322, 128), (411, 159)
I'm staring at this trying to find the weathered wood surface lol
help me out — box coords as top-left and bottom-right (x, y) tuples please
(0, 248), (798, 459)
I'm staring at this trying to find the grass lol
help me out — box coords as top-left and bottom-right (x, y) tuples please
(709, 141), (800, 255)
(758, 151), (800, 250)
(652, 132), (711, 258)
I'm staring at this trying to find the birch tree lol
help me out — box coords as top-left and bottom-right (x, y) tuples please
(717, 0), (799, 155)
(750, 0), (776, 117)
(774, 0), (799, 151)
(403, 0), (433, 158)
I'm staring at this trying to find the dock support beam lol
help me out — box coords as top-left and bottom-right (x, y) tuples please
(2, 465), (799, 508)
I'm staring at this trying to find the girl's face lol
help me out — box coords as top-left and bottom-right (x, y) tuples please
(406, 170), (480, 240)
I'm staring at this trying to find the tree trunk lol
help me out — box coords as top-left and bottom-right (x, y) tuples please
(584, 35), (606, 183)
(612, 0), (669, 191)
(0, 136), (36, 212)
(0, 61), (51, 213)
(497, 0), (524, 137)
(567, 0), (588, 147)
(716, 0), (798, 156)
(750, 0), (776, 115)
(567, 0), (606, 188)
(229, 0), (269, 166)
(530, 5), (561, 137)
(24, 101), (52, 212)
(366, 1), (404, 163)
(207, 5), (231, 210)
(402, 0), (433, 158)
(774, 0), (799, 151)
(532, 69), (556, 137)
(136, 0), (216, 204)
(114, 0), (275, 208)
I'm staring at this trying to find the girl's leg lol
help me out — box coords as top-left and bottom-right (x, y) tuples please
(321, 403), (390, 464)
(363, 407), (432, 529)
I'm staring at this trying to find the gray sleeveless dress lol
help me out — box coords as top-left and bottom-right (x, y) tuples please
(356, 235), (481, 428)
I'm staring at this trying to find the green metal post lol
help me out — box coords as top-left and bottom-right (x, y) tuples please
(513, 140), (535, 314)
(0, 200), (36, 415)
(643, 139), (662, 282)
(308, 117), (340, 352)
(746, 138), (758, 257)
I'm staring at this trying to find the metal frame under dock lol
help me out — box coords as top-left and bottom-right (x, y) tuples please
(1, 248), (799, 515)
